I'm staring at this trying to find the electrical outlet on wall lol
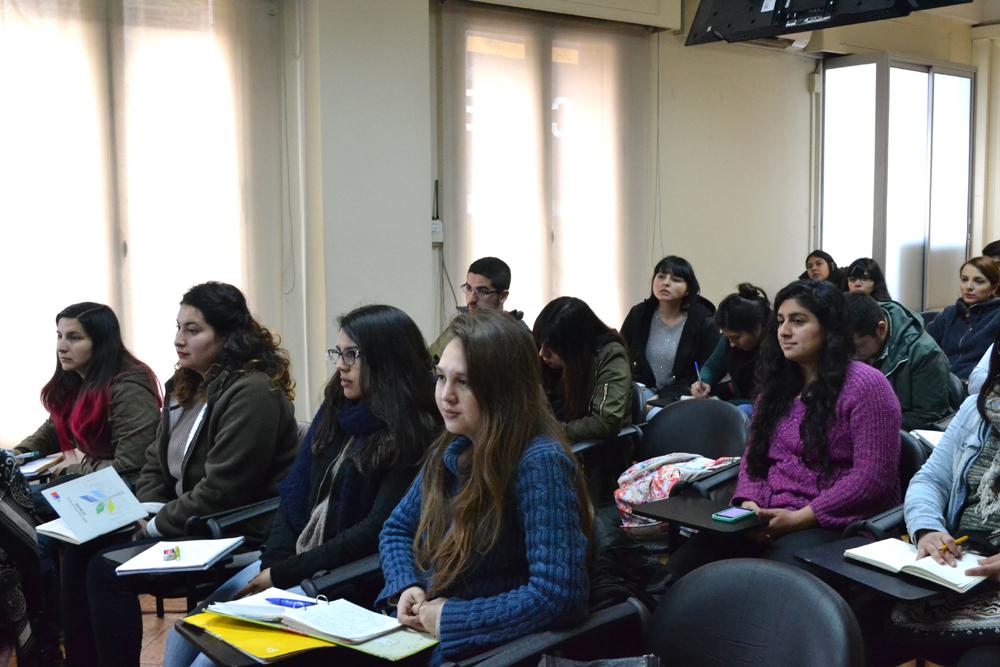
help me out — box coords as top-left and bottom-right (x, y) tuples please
(431, 220), (444, 246)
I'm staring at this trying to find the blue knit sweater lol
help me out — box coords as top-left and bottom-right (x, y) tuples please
(376, 434), (589, 661)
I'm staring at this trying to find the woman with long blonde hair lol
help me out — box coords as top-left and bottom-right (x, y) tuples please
(377, 309), (592, 662)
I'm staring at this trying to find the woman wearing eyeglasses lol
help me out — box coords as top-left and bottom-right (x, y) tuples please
(845, 257), (892, 301)
(927, 256), (1000, 380)
(162, 304), (441, 667)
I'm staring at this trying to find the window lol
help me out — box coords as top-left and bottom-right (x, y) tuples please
(821, 54), (973, 310)
(438, 1), (654, 327)
(0, 1), (277, 448)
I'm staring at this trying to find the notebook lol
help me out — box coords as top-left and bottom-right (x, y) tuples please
(205, 587), (437, 659)
(844, 538), (987, 593)
(35, 467), (148, 544)
(114, 537), (244, 575)
(18, 453), (63, 479)
(911, 430), (944, 449)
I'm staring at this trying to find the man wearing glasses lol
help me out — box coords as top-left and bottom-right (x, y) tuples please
(429, 256), (526, 362)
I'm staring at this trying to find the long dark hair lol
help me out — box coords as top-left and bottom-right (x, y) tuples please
(977, 327), (1000, 419)
(846, 258), (891, 301)
(532, 297), (624, 421)
(747, 280), (852, 483)
(415, 310), (592, 595)
(648, 255), (701, 311)
(715, 283), (771, 335)
(40, 302), (160, 453)
(313, 305), (441, 471)
(172, 282), (294, 405)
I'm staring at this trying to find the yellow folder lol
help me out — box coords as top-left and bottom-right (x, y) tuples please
(183, 612), (335, 662)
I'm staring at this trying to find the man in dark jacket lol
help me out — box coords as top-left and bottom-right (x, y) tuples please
(845, 294), (952, 430)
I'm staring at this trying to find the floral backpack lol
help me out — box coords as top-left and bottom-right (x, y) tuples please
(614, 453), (740, 538)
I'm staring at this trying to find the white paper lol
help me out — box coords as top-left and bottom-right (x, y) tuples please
(41, 468), (146, 543)
(115, 537), (244, 575)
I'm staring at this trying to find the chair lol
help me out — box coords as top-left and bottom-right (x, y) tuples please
(843, 430), (930, 540)
(650, 558), (865, 667)
(920, 310), (940, 327)
(638, 398), (748, 461)
(948, 372), (966, 411)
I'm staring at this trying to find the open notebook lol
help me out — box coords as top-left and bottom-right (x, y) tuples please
(844, 538), (987, 593)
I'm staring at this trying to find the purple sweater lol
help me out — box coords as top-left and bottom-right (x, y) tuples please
(732, 361), (902, 528)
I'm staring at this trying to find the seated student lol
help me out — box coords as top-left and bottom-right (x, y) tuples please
(667, 280), (901, 580)
(844, 293), (952, 430)
(427, 256), (526, 363)
(532, 296), (631, 442)
(377, 310), (591, 662)
(621, 255), (719, 404)
(845, 257), (892, 301)
(898, 351), (1000, 657)
(62, 281), (299, 667)
(982, 240), (1000, 265)
(927, 256), (1000, 380)
(15, 302), (160, 485)
(690, 283), (771, 409)
(161, 304), (441, 667)
(799, 249), (845, 290)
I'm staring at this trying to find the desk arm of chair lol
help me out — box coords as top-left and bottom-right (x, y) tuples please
(184, 497), (282, 539)
(300, 553), (382, 599)
(440, 597), (651, 667)
(571, 426), (643, 458)
(842, 505), (905, 540)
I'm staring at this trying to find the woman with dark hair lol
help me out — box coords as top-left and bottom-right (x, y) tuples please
(845, 257), (892, 301)
(667, 279), (901, 580)
(800, 249), (844, 289)
(927, 256), (1000, 380)
(15, 302), (161, 483)
(533, 296), (631, 442)
(63, 282), (300, 667)
(620, 255), (719, 404)
(378, 310), (591, 662)
(161, 304), (441, 667)
(895, 336), (1000, 659)
(690, 283), (771, 407)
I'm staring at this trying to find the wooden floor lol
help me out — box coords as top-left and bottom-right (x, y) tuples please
(138, 594), (186, 666)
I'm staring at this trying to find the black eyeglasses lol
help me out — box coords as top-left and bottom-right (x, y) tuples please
(848, 274), (874, 284)
(327, 347), (361, 367)
(460, 283), (500, 298)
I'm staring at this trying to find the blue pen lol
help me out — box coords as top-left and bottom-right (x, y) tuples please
(694, 361), (703, 384)
(266, 597), (317, 609)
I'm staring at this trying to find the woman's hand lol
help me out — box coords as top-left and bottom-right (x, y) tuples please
(740, 500), (761, 512)
(236, 568), (273, 598)
(755, 506), (817, 542)
(915, 531), (961, 566)
(966, 554), (1000, 581)
(416, 597), (447, 638)
(397, 586), (427, 631)
(690, 381), (712, 399)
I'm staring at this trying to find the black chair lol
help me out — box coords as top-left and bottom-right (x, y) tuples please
(638, 398), (748, 461)
(948, 372), (967, 411)
(921, 310), (941, 327)
(843, 430), (930, 541)
(650, 558), (865, 667)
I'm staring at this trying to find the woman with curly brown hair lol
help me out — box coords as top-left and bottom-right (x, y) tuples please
(61, 281), (299, 667)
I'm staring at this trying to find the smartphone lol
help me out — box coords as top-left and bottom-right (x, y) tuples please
(711, 506), (756, 523)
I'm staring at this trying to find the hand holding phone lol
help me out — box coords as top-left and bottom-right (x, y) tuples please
(711, 506), (756, 523)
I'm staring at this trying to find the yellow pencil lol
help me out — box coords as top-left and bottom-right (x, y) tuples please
(940, 535), (969, 552)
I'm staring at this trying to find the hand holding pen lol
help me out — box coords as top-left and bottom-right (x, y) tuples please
(916, 531), (967, 566)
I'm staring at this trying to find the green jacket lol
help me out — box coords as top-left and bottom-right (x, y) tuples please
(134, 369), (298, 543)
(877, 300), (952, 431)
(564, 341), (632, 442)
(16, 367), (160, 483)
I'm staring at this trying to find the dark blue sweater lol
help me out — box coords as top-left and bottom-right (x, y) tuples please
(376, 434), (589, 662)
(926, 297), (1000, 380)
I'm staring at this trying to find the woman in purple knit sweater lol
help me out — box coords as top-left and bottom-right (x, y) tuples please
(669, 279), (902, 579)
(377, 310), (592, 663)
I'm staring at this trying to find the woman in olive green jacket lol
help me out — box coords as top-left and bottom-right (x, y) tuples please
(15, 302), (160, 483)
(533, 297), (632, 442)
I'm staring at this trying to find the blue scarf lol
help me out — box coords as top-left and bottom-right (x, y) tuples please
(278, 400), (385, 532)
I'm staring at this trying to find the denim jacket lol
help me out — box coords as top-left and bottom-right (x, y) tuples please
(904, 395), (992, 543)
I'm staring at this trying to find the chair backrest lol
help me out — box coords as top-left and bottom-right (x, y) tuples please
(651, 558), (864, 667)
(899, 429), (930, 494)
(948, 372), (966, 411)
(638, 399), (748, 461)
(629, 382), (646, 427)
(921, 310), (940, 327)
